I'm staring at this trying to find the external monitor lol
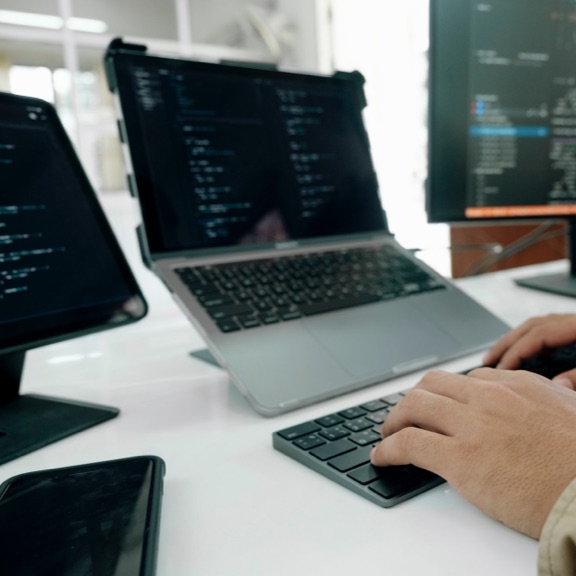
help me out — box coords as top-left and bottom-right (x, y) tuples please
(428, 0), (576, 296)
(0, 92), (147, 464)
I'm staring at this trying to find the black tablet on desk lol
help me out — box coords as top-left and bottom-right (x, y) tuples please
(0, 92), (148, 463)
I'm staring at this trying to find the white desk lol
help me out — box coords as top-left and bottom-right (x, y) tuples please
(7, 193), (576, 575)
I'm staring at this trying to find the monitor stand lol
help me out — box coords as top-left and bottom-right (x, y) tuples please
(515, 217), (576, 298)
(0, 351), (119, 466)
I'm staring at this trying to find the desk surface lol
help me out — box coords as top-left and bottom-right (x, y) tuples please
(7, 193), (576, 575)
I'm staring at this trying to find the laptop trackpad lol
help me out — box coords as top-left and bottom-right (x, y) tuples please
(303, 301), (459, 378)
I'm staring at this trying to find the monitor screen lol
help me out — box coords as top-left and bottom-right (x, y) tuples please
(428, 0), (576, 224)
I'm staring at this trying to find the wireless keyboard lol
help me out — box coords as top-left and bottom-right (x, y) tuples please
(272, 389), (444, 508)
(274, 344), (576, 508)
(518, 342), (576, 379)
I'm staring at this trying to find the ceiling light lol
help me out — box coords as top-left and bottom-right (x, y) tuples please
(67, 17), (108, 34)
(0, 9), (108, 34)
(0, 9), (61, 29)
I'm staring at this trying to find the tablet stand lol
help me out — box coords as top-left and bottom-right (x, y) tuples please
(0, 351), (119, 466)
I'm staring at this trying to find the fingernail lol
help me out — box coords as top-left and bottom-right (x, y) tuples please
(369, 447), (376, 462)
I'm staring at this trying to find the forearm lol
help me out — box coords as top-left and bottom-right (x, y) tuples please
(539, 476), (576, 576)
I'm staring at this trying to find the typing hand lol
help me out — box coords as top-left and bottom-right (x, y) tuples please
(483, 313), (576, 387)
(370, 368), (576, 539)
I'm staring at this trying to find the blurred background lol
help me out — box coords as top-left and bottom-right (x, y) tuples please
(0, 0), (450, 271)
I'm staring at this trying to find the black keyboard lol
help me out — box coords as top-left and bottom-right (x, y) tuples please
(175, 245), (445, 333)
(273, 347), (576, 509)
(272, 389), (444, 508)
(518, 342), (576, 379)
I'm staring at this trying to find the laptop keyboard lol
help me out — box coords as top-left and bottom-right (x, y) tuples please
(272, 388), (444, 508)
(175, 244), (446, 333)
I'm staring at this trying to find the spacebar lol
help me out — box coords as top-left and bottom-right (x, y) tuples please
(299, 293), (381, 316)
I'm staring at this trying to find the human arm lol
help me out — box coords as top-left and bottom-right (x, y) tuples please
(483, 314), (576, 386)
(369, 368), (576, 539)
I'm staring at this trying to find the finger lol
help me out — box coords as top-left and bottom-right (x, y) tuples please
(370, 426), (453, 476)
(552, 370), (576, 390)
(483, 321), (541, 366)
(490, 319), (576, 370)
(493, 337), (556, 370)
(496, 330), (562, 370)
(381, 387), (462, 439)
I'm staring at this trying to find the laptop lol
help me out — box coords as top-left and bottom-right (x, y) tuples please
(104, 39), (509, 416)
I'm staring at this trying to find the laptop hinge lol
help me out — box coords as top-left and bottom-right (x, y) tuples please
(219, 60), (278, 71)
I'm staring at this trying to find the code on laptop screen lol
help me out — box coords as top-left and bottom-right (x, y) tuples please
(112, 55), (386, 254)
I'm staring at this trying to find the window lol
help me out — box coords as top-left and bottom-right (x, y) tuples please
(330, 0), (450, 274)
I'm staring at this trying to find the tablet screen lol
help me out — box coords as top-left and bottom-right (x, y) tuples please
(0, 93), (146, 353)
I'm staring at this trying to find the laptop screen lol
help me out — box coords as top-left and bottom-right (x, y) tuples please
(0, 93), (147, 354)
(107, 51), (386, 256)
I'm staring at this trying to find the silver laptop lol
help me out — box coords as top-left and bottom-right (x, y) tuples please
(104, 39), (509, 416)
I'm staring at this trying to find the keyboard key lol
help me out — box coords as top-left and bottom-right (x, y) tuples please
(327, 445), (373, 472)
(338, 407), (367, 420)
(368, 467), (423, 499)
(310, 439), (356, 461)
(216, 319), (241, 333)
(315, 414), (345, 427)
(360, 400), (389, 412)
(208, 303), (254, 320)
(200, 295), (235, 307)
(277, 421), (321, 441)
(238, 316), (261, 329)
(366, 410), (389, 425)
(319, 425), (350, 441)
(350, 430), (381, 446)
(279, 310), (302, 321)
(342, 417), (373, 433)
(413, 467), (442, 483)
(382, 393), (404, 406)
(261, 314), (280, 324)
(299, 293), (381, 316)
(294, 435), (326, 450)
(347, 463), (382, 485)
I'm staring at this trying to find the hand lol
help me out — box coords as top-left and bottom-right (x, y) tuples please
(483, 313), (576, 387)
(370, 368), (576, 539)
